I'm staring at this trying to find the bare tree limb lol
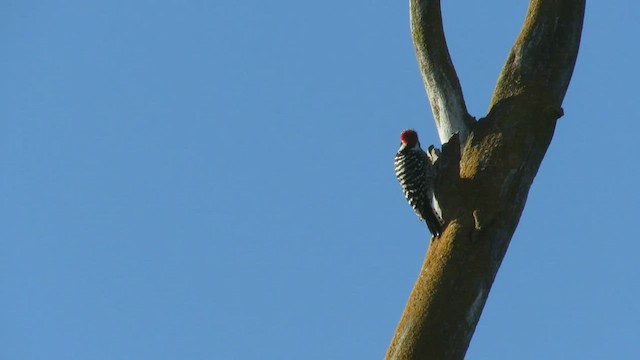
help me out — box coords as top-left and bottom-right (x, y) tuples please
(387, 1), (585, 359)
(410, 0), (474, 145)
(491, 0), (585, 108)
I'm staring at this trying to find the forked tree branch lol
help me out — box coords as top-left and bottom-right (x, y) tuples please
(387, 1), (585, 359)
(410, 0), (475, 145)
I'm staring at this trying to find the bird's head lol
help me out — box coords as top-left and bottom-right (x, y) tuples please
(399, 129), (421, 151)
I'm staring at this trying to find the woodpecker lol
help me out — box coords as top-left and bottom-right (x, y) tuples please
(394, 129), (443, 237)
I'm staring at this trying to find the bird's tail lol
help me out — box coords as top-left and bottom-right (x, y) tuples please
(424, 210), (443, 239)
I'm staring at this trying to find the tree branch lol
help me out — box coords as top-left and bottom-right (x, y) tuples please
(410, 0), (474, 145)
(387, 1), (585, 359)
(491, 0), (585, 109)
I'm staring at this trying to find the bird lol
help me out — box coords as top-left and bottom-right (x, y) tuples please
(394, 129), (444, 238)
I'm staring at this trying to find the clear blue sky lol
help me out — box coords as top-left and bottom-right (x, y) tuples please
(2, 1), (638, 359)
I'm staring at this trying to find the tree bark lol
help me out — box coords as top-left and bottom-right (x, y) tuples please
(386, 1), (585, 359)
(410, 0), (475, 145)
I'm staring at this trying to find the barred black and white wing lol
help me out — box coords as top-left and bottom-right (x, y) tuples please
(394, 147), (443, 237)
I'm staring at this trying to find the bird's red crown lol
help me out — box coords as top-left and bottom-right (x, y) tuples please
(400, 129), (419, 146)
